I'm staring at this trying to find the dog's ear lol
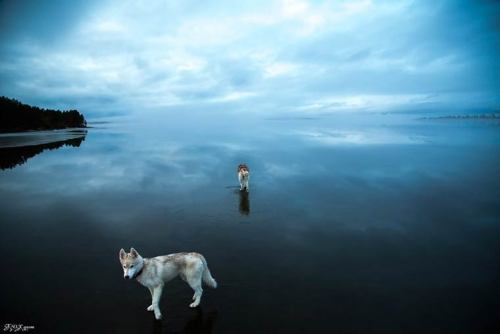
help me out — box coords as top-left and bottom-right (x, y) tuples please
(130, 247), (139, 258)
(119, 248), (126, 260)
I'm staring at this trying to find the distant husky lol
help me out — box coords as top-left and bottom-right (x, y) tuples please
(119, 248), (217, 320)
(238, 164), (250, 192)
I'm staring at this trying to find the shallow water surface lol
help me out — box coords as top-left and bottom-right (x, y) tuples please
(1, 112), (499, 333)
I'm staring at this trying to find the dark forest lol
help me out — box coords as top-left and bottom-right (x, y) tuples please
(0, 96), (86, 132)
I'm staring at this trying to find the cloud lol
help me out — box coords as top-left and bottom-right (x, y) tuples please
(0, 0), (498, 115)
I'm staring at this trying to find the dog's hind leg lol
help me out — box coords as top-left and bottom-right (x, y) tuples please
(188, 282), (203, 308)
(186, 268), (204, 308)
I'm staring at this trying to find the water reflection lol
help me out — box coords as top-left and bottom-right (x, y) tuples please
(0, 134), (86, 170)
(238, 190), (250, 216)
(0, 113), (499, 333)
(152, 308), (217, 334)
(296, 129), (428, 145)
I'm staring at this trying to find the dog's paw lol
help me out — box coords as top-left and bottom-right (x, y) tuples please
(154, 313), (163, 320)
(147, 305), (154, 312)
(189, 301), (200, 308)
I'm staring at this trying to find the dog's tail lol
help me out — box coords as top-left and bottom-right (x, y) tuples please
(201, 257), (217, 289)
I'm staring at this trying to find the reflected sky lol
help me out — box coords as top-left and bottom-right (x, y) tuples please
(0, 112), (500, 333)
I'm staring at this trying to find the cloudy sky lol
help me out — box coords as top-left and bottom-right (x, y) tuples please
(0, 0), (498, 115)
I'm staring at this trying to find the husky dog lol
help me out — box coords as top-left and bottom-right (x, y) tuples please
(119, 248), (217, 320)
(238, 164), (250, 192)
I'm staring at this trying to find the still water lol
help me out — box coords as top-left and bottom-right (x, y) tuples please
(1, 111), (499, 333)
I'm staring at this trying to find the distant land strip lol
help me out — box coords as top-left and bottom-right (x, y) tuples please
(419, 113), (500, 121)
(0, 96), (87, 133)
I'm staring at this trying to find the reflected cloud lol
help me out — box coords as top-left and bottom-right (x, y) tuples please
(297, 129), (428, 145)
(264, 162), (302, 178)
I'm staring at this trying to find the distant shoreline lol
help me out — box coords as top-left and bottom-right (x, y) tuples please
(419, 113), (500, 121)
(0, 133), (86, 170)
(0, 96), (87, 133)
(0, 128), (87, 149)
(0, 127), (88, 134)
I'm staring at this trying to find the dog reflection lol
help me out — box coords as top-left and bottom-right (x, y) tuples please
(152, 308), (217, 334)
(239, 190), (250, 216)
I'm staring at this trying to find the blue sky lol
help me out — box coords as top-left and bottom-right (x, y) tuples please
(0, 0), (498, 115)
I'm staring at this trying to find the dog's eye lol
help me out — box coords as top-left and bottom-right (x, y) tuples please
(130, 265), (134, 268)
(123, 265), (126, 268)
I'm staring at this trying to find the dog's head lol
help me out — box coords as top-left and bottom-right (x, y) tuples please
(119, 247), (143, 279)
(238, 164), (249, 177)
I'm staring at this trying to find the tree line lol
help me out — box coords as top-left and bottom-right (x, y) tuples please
(0, 96), (87, 132)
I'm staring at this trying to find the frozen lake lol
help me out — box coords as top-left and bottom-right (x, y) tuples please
(1, 111), (499, 333)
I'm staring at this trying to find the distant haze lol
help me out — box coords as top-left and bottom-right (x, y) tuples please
(0, 0), (499, 116)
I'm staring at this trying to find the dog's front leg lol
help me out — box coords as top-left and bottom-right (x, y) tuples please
(152, 284), (164, 320)
(147, 287), (154, 311)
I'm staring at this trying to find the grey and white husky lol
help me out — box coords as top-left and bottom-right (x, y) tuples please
(119, 248), (217, 320)
(238, 164), (250, 192)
